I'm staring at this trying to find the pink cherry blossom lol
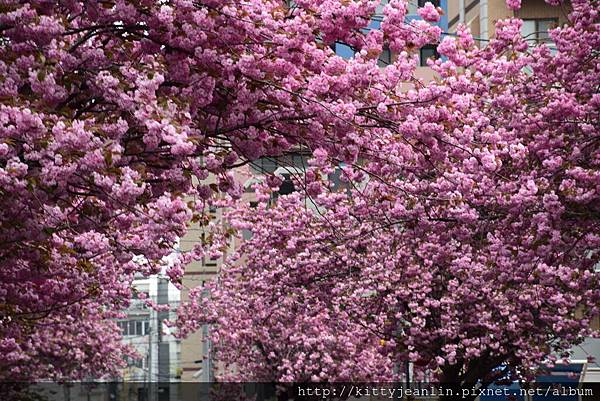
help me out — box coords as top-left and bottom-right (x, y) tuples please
(0, 1), (598, 396)
(418, 2), (441, 23)
(173, 1), (600, 398)
(506, 0), (522, 10)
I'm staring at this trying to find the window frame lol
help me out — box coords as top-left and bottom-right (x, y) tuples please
(418, 0), (440, 8)
(521, 18), (558, 44)
(419, 44), (439, 67)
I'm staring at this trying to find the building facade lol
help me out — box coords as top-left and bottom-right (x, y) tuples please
(447, 0), (570, 43)
(115, 275), (182, 401)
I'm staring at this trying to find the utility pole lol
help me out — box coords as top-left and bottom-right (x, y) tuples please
(480, 0), (489, 42)
(63, 384), (71, 401)
(148, 311), (156, 401)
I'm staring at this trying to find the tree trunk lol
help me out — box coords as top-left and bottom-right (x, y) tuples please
(438, 364), (479, 401)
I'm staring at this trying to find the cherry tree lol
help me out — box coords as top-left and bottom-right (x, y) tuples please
(177, 0), (600, 398)
(0, 0), (445, 381)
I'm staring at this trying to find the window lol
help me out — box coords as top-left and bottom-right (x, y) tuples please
(200, 233), (218, 267)
(419, 44), (439, 66)
(249, 158), (278, 175)
(378, 47), (392, 67)
(331, 42), (355, 59)
(418, 0), (440, 7)
(278, 175), (295, 196)
(242, 228), (253, 240)
(250, 155), (307, 182)
(119, 321), (128, 335)
(269, 174), (296, 204)
(205, 259), (218, 267)
(521, 18), (558, 44)
(249, 153), (308, 205)
(328, 168), (351, 193)
(124, 356), (144, 368)
(119, 320), (149, 336)
(331, 42), (392, 68)
(376, 0), (389, 15)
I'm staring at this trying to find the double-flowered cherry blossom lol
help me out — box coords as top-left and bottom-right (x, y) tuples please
(177, 1), (600, 398)
(0, 0), (442, 380)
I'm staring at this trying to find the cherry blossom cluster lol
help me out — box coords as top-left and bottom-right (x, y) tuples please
(176, 0), (600, 395)
(0, 0), (444, 380)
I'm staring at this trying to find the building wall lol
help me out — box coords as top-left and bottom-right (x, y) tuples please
(516, 0), (570, 24)
(448, 0), (570, 41)
(179, 169), (251, 385)
(179, 213), (220, 383)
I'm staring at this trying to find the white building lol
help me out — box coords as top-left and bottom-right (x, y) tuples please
(114, 275), (181, 401)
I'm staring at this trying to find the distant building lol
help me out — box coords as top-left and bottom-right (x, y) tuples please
(332, 0), (449, 81)
(115, 275), (181, 401)
(447, 0), (569, 44)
